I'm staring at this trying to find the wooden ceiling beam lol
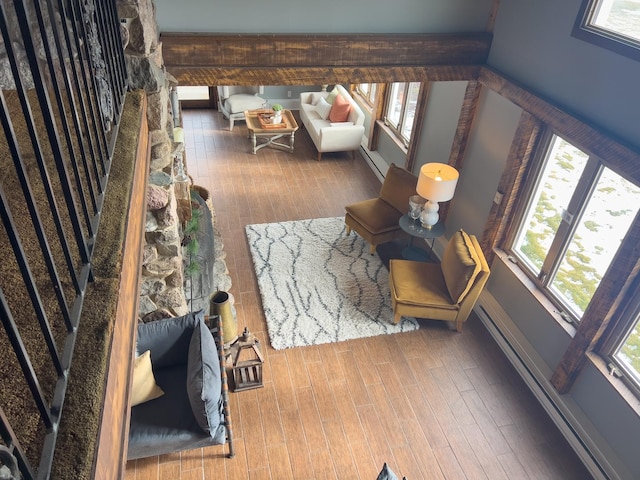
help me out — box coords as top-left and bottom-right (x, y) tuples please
(160, 32), (490, 86)
(164, 65), (482, 87)
(161, 32), (492, 68)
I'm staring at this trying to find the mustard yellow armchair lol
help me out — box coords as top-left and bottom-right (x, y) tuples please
(388, 230), (490, 332)
(345, 163), (417, 254)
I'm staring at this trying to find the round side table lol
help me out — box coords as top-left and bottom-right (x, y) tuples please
(398, 215), (445, 261)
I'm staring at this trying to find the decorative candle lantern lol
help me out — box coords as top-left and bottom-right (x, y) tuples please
(230, 327), (264, 392)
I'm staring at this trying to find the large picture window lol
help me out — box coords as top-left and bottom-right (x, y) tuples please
(509, 132), (640, 322)
(573, 0), (640, 61)
(384, 82), (420, 147)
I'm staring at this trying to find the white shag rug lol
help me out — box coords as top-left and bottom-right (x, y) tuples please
(245, 217), (419, 350)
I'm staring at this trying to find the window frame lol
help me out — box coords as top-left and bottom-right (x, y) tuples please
(354, 83), (377, 108)
(601, 293), (640, 400)
(572, 0), (640, 62)
(505, 128), (638, 325)
(383, 82), (420, 148)
(504, 125), (640, 397)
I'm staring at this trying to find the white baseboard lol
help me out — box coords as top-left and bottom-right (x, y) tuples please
(474, 292), (619, 480)
(359, 143), (388, 183)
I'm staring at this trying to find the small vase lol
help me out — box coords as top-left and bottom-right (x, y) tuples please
(273, 112), (282, 124)
(211, 290), (237, 346)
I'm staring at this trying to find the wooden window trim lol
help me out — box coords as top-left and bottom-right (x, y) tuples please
(572, 0), (640, 63)
(479, 66), (640, 395)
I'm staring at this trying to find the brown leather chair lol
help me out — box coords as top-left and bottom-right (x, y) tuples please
(388, 230), (490, 332)
(345, 163), (418, 254)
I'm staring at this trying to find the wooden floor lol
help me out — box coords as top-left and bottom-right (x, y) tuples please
(125, 109), (592, 480)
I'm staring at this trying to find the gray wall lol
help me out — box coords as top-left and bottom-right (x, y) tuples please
(414, 81), (467, 173)
(488, 0), (640, 151)
(443, 87), (521, 239)
(154, 0), (494, 34)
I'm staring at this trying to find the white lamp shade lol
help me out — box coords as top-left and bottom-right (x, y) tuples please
(416, 163), (459, 202)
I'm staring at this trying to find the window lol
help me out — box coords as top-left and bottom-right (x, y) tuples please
(610, 307), (640, 396)
(510, 132), (640, 322)
(355, 83), (377, 107)
(384, 82), (420, 147)
(573, 0), (640, 61)
(176, 86), (211, 101)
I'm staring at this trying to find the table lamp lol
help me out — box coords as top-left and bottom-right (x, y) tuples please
(416, 162), (459, 229)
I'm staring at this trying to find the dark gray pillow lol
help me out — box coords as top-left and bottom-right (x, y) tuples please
(186, 318), (222, 437)
(136, 310), (203, 369)
(377, 463), (405, 480)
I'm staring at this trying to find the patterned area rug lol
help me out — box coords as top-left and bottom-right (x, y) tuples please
(245, 217), (419, 350)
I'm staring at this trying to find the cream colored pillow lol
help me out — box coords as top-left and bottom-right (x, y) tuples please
(316, 97), (332, 120)
(310, 92), (324, 105)
(131, 350), (164, 406)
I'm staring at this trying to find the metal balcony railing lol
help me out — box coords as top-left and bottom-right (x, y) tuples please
(0, 1), (127, 478)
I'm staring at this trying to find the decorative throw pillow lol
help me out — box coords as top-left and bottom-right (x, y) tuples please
(441, 229), (481, 304)
(310, 92), (324, 105)
(131, 350), (164, 406)
(329, 94), (351, 122)
(316, 97), (332, 120)
(186, 319), (222, 437)
(325, 88), (339, 105)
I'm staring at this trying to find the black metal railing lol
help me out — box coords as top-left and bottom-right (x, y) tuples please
(0, 1), (126, 478)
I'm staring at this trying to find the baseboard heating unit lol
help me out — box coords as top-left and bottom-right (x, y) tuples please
(475, 293), (618, 480)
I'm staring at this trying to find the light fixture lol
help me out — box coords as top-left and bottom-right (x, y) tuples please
(416, 162), (459, 229)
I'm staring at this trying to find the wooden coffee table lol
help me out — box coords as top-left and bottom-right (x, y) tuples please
(244, 109), (299, 154)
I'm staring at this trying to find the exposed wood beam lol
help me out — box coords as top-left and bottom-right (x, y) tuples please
(440, 80), (482, 223)
(161, 33), (489, 86)
(405, 81), (431, 173)
(480, 111), (542, 264)
(551, 215), (640, 393)
(161, 32), (492, 68)
(366, 83), (386, 152)
(486, 0), (501, 32)
(164, 65), (482, 87)
(448, 80), (482, 170)
(479, 66), (640, 184)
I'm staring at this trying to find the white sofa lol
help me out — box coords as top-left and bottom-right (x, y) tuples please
(299, 85), (365, 161)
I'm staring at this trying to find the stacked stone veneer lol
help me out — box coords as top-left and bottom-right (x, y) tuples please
(117, 0), (231, 320)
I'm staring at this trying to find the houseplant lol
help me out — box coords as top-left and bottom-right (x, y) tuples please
(272, 103), (283, 123)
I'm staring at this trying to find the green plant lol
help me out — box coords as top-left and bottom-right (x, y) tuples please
(183, 207), (202, 238)
(182, 206), (203, 306)
(272, 103), (283, 111)
(186, 237), (199, 256)
(185, 258), (201, 276)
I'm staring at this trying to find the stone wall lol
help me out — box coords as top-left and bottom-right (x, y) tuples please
(117, 0), (190, 319)
(118, 0), (232, 321)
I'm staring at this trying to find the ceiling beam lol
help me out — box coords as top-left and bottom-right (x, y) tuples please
(161, 32), (491, 85)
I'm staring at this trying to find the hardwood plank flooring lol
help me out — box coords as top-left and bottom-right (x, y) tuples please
(125, 109), (592, 479)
